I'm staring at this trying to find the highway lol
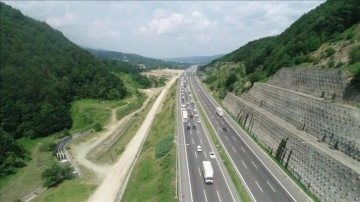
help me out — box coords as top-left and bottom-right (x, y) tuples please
(177, 68), (239, 202)
(187, 66), (310, 202)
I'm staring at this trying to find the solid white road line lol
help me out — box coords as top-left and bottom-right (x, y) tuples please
(232, 146), (237, 153)
(267, 181), (276, 192)
(252, 161), (258, 169)
(182, 119), (193, 202)
(242, 161), (248, 169)
(217, 190), (222, 202)
(241, 147), (245, 152)
(255, 180), (264, 192)
(194, 75), (299, 201)
(203, 190), (208, 202)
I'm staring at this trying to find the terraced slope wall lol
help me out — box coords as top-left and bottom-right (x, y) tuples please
(267, 68), (360, 103)
(221, 68), (360, 201)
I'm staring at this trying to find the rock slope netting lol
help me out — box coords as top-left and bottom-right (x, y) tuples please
(222, 68), (360, 201)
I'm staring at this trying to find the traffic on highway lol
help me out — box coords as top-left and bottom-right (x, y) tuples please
(178, 65), (309, 202)
(177, 68), (239, 202)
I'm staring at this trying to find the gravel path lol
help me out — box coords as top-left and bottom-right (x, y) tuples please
(88, 71), (181, 201)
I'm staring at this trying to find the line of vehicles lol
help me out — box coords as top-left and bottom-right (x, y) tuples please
(180, 74), (226, 185)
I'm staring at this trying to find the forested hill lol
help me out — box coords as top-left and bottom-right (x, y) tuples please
(199, 0), (360, 99)
(86, 48), (188, 69)
(0, 2), (127, 140)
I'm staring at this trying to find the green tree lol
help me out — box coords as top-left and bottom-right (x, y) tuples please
(41, 161), (74, 187)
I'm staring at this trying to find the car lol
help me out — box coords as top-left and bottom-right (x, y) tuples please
(197, 145), (202, 152)
(188, 107), (191, 110)
(194, 108), (197, 112)
(190, 115), (193, 118)
(209, 152), (216, 159)
(223, 127), (228, 132)
(187, 126), (190, 130)
(197, 119), (201, 123)
(192, 125), (196, 129)
(195, 113), (198, 117)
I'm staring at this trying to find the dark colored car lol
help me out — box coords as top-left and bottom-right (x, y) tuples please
(192, 125), (197, 130)
(190, 115), (193, 118)
(187, 126), (191, 130)
(223, 127), (228, 132)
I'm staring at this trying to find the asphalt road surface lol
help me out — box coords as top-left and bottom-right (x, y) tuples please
(187, 66), (310, 202)
(177, 68), (240, 202)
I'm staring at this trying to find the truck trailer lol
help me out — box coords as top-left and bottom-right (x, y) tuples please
(215, 107), (224, 117)
(182, 110), (188, 122)
(202, 161), (214, 184)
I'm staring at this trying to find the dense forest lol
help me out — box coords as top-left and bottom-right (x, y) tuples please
(0, 3), (141, 176)
(199, 0), (360, 99)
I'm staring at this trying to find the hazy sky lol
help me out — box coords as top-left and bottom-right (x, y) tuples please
(3, 1), (324, 59)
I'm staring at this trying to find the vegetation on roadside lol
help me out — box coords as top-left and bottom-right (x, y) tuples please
(0, 137), (55, 202)
(89, 95), (156, 164)
(41, 161), (74, 187)
(189, 80), (250, 202)
(116, 92), (147, 120)
(122, 83), (177, 202)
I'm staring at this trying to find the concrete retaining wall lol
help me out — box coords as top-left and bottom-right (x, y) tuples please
(222, 87), (359, 201)
(240, 83), (360, 161)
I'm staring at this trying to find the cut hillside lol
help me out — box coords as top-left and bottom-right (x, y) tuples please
(198, 0), (360, 103)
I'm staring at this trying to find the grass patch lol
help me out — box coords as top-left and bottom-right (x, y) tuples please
(0, 136), (55, 202)
(91, 96), (156, 164)
(190, 81), (250, 202)
(122, 83), (177, 202)
(116, 93), (147, 120)
(226, 112), (320, 202)
(35, 179), (96, 202)
(70, 99), (113, 133)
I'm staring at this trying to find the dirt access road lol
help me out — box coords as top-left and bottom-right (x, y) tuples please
(86, 69), (182, 201)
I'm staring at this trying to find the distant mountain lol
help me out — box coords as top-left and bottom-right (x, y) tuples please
(86, 48), (188, 69)
(166, 54), (224, 65)
(199, 0), (360, 100)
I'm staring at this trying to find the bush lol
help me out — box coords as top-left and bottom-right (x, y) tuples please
(94, 122), (103, 132)
(349, 46), (360, 64)
(39, 140), (56, 152)
(325, 47), (336, 57)
(155, 135), (173, 159)
(41, 161), (74, 187)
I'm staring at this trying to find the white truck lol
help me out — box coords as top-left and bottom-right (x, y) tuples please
(202, 161), (214, 184)
(215, 107), (224, 117)
(182, 110), (188, 122)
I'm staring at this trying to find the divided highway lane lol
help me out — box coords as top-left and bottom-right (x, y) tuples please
(189, 74), (302, 202)
(178, 71), (239, 202)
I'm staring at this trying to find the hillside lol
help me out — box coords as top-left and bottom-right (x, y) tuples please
(86, 48), (188, 69)
(166, 54), (224, 65)
(198, 0), (360, 100)
(0, 3), (130, 176)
